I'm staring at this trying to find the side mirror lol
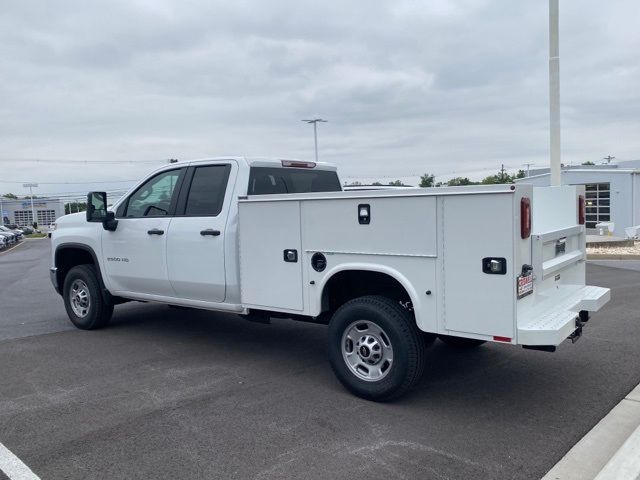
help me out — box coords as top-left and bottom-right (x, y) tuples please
(87, 192), (107, 222)
(86, 192), (118, 231)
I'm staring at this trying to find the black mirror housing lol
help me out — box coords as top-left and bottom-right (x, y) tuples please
(86, 192), (108, 222)
(86, 191), (118, 231)
(103, 211), (118, 231)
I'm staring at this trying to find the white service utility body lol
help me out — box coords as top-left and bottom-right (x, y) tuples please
(50, 158), (610, 400)
(239, 182), (608, 347)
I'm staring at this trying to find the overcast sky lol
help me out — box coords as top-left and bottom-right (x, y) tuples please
(1, 0), (639, 196)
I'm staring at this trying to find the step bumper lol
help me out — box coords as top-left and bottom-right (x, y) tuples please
(518, 285), (611, 346)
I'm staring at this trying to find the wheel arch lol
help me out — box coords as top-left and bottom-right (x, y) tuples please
(54, 243), (108, 297)
(317, 263), (420, 315)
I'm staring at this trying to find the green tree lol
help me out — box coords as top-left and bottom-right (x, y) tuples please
(481, 168), (518, 184)
(372, 181), (383, 186)
(447, 177), (476, 186)
(1, 193), (17, 199)
(515, 169), (526, 179)
(388, 180), (405, 186)
(65, 202), (87, 215)
(419, 173), (435, 187)
(582, 161), (595, 165)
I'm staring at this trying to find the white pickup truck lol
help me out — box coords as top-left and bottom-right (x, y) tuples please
(50, 157), (610, 400)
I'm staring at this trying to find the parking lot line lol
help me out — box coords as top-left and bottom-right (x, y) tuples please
(0, 442), (41, 480)
(0, 242), (25, 256)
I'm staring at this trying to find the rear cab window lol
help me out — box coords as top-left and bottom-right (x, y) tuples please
(248, 167), (341, 195)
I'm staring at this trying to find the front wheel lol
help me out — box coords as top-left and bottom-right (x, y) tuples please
(328, 295), (427, 401)
(63, 265), (113, 330)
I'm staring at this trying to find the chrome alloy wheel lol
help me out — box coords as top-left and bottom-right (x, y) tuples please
(342, 320), (394, 382)
(70, 279), (91, 318)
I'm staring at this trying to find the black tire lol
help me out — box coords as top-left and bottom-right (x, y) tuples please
(63, 264), (113, 330)
(438, 335), (486, 348)
(328, 295), (427, 401)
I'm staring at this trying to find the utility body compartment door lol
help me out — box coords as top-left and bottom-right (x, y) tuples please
(239, 200), (304, 311)
(442, 193), (515, 339)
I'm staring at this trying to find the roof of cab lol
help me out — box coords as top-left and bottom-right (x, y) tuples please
(164, 157), (337, 171)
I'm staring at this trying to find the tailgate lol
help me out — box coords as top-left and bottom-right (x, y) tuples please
(516, 186), (610, 346)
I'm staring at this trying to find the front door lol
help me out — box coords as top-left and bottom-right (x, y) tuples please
(102, 168), (184, 297)
(166, 163), (234, 302)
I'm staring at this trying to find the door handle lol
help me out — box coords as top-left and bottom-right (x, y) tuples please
(200, 229), (221, 236)
(147, 229), (165, 235)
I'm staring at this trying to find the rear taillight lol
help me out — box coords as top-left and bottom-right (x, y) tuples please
(521, 197), (531, 239)
(578, 195), (585, 225)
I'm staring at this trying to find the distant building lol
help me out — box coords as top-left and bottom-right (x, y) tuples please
(0, 197), (65, 226)
(516, 160), (640, 234)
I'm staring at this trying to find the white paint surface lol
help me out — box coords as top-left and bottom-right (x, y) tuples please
(0, 442), (41, 480)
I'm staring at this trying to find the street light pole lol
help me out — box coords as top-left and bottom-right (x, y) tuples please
(549, 0), (561, 186)
(301, 119), (328, 163)
(23, 183), (38, 226)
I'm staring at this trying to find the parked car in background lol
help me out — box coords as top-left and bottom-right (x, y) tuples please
(0, 231), (16, 246)
(0, 225), (23, 241)
(0, 235), (6, 249)
(20, 226), (34, 235)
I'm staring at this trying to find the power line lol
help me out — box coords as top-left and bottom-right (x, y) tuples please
(0, 158), (164, 164)
(0, 179), (137, 185)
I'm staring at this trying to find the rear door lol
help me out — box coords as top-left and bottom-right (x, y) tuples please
(166, 162), (235, 302)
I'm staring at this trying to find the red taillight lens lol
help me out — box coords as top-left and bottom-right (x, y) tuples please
(281, 160), (316, 168)
(578, 195), (585, 225)
(521, 197), (531, 239)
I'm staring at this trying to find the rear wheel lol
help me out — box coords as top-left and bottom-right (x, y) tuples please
(439, 335), (486, 348)
(63, 265), (113, 330)
(328, 295), (427, 401)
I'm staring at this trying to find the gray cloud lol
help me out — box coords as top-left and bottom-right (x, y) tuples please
(0, 0), (639, 195)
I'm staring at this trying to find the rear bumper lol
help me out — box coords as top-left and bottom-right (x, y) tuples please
(50, 267), (60, 294)
(518, 285), (610, 345)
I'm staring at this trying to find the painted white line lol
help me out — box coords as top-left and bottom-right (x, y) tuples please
(0, 242), (26, 255)
(0, 442), (41, 480)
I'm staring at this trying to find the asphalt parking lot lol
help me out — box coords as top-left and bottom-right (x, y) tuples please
(1, 240), (639, 480)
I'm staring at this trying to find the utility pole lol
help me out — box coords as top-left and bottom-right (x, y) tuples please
(0, 195), (4, 225)
(603, 155), (615, 164)
(301, 119), (328, 162)
(549, 0), (561, 186)
(23, 183), (38, 227)
(523, 163), (534, 177)
(500, 164), (506, 182)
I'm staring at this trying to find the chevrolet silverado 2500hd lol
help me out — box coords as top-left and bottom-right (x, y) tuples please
(50, 157), (610, 400)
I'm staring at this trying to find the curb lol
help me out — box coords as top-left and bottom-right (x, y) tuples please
(587, 254), (640, 260)
(543, 383), (640, 480)
(595, 423), (640, 480)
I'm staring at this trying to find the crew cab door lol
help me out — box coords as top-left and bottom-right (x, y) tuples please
(165, 162), (235, 302)
(102, 168), (185, 297)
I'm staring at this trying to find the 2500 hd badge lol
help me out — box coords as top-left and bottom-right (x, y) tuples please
(107, 257), (129, 263)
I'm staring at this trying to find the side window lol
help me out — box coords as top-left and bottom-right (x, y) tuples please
(184, 165), (231, 216)
(124, 169), (182, 218)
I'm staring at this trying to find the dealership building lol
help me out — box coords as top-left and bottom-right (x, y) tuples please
(0, 197), (65, 227)
(516, 160), (640, 234)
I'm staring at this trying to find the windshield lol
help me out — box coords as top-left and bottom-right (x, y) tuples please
(248, 167), (341, 195)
